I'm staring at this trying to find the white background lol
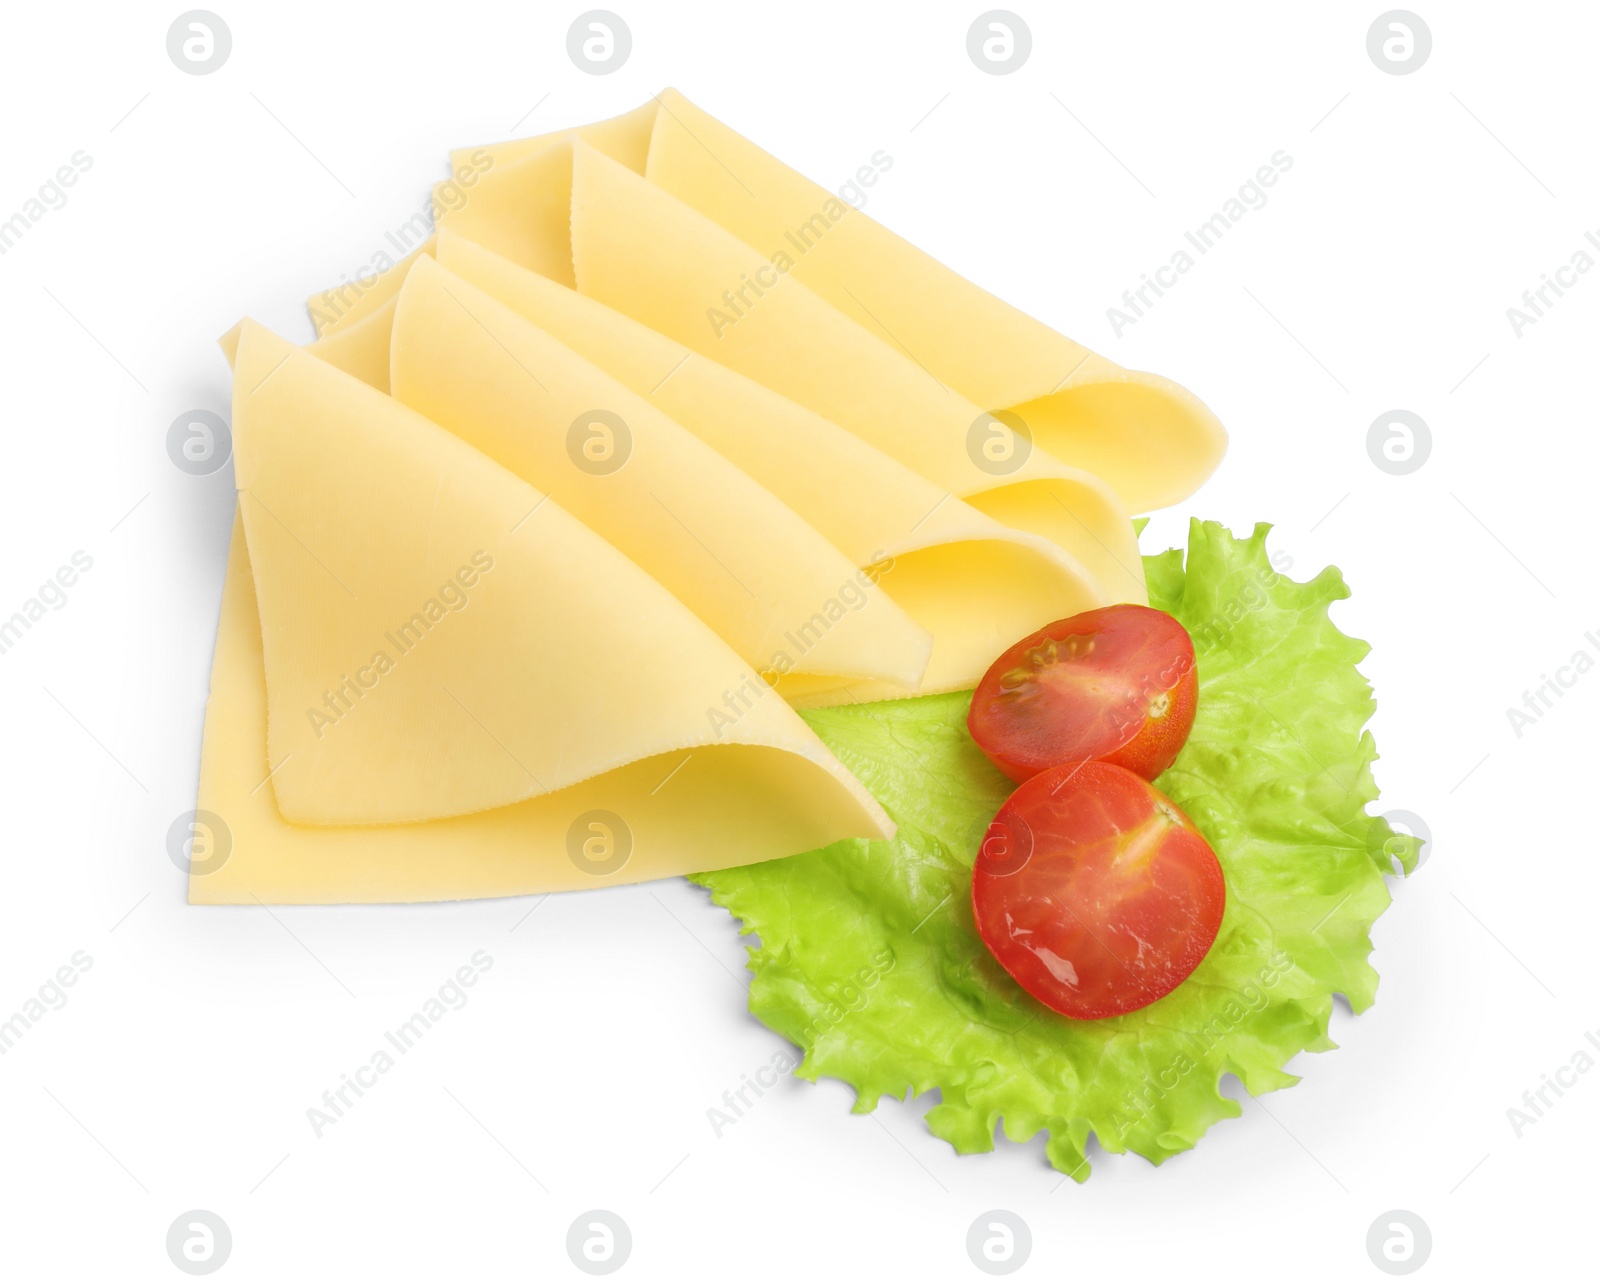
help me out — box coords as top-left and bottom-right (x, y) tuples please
(0, 0), (1592, 1280)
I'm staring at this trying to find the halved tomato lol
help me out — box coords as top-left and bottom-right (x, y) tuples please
(971, 760), (1225, 1019)
(967, 604), (1197, 783)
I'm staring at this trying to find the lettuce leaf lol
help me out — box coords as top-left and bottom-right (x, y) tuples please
(692, 520), (1417, 1181)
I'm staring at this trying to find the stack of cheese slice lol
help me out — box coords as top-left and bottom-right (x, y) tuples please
(194, 90), (1224, 905)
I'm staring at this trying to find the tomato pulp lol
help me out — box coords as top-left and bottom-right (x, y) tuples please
(967, 604), (1198, 783)
(971, 760), (1226, 1019)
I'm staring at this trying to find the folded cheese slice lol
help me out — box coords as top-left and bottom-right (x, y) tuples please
(405, 138), (1141, 600)
(307, 295), (396, 392)
(300, 145), (1145, 626)
(455, 98), (659, 173)
(430, 141), (579, 289)
(226, 319), (893, 846)
(192, 514), (894, 903)
(563, 142), (1146, 605)
(308, 237), (435, 339)
(305, 103), (654, 338)
(453, 91), (1226, 513)
(429, 231), (1110, 700)
(388, 256), (930, 691)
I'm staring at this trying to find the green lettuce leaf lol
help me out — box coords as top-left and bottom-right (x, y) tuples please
(692, 520), (1417, 1181)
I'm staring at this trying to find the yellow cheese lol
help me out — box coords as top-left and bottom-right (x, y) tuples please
(228, 319), (896, 836)
(193, 512), (893, 904)
(420, 103), (661, 287)
(452, 91), (1225, 512)
(432, 231), (1111, 698)
(200, 95), (1239, 906)
(459, 98), (659, 172)
(388, 256), (931, 690)
(564, 142), (1146, 604)
(433, 143), (578, 288)
(638, 89), (1224, 513)
(307, 237), (435, 339)
(306, 296), (396, 392)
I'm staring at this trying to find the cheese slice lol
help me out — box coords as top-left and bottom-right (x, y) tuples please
(563, 142), (1146, 604)
(388, 256), (931, 690)
(458, 98), (659, 172)
(228, 319), (895, 836)
(454, 91), (1225, 512)
(288, 130), (1150, 681)
(432, 142), (579, 288)
(638, 89), (1224, 513)
(306, 295), (396, 391)
(427, 115), (662, 291)
(431, 231), (1110, 699)
(308, 237), (435, 339)
(192, 512), (893, 904)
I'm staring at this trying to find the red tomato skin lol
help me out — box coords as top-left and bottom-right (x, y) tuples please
(1099, 659), (1198, 781)
(971, 760), (1226, 1020)
(967, 605), (1199, 784)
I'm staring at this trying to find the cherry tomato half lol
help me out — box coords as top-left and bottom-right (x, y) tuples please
(967, 604), (1198, 783)
(971, 760), (1225, 1020)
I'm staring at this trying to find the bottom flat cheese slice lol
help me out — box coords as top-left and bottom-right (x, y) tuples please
(192, 512), (892, 904)
(230, 320), (892, 830)
(432, 232), (1112, 697)
(390, 256), (931, 689)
